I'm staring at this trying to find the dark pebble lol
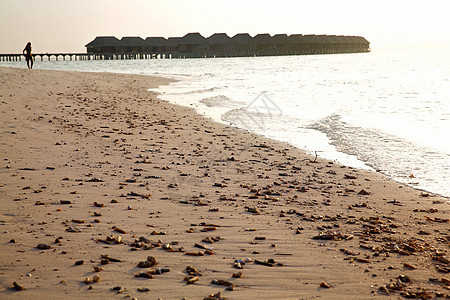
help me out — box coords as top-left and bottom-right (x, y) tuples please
(13, 281), (24, 291)
(36, 243), (51, 250)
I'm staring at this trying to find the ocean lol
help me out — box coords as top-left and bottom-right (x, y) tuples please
(2, 47), (449, 197)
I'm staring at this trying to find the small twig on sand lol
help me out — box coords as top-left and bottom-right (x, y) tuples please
(312, 151), (318, 163)
(303, 151), (321, 163)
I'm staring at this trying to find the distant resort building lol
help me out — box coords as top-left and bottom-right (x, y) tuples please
(0, 32), (370, 62)
(85, 33), (370, 59)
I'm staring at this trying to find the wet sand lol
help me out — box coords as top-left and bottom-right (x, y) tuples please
(0, 67), (449, 299)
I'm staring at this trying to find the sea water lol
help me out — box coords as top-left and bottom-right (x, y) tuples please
(2, 47), (449, 197)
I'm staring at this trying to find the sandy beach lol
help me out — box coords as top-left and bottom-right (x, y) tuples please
(0, 67), (449, 299)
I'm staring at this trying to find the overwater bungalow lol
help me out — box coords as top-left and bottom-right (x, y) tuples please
(177, 33), (208, 57)
(271, 34), (289, 54)
(84, 32), (370, 59)
(118, 37), (145, 53)
(230, 33), (254, 56)
(355, 36), (370, 52)
(144, 37), (168, 53)
(313, 35), (329, 53)
(338, 36), (354, 52)
(85, 36), (120, 54)
(207, 33), (232, 57)
(165, 37), (181, 53)
(287, 34), (304, 54)
(253, 34), (272, 55)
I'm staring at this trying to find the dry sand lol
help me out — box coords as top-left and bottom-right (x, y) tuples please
(0, 67), (449, 299)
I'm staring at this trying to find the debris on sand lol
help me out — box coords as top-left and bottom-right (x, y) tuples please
(13, 281), (24, 291)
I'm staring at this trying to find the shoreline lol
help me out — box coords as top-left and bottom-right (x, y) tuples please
(2, 52), (449, 200)
(154, 80), (448, 200)
(1, 67), (449, 299)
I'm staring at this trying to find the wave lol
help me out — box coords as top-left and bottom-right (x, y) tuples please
(222, 106), (296, 132)
(222, 108), (269, 131)
(308, 114), (450, 195)
(184, 87), (218, 94)
(163, 87), (219, 95)
(200, 95), (245, 108)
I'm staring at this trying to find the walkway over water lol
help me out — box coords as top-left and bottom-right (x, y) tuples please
(0, 48), (369, 62)
(0, 52), (190, 61)
(0, 53), (158, 62)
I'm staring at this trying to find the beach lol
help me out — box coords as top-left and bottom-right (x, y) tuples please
(0, 67), (449, 299)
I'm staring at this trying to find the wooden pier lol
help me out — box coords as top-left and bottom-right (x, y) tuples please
(0, 53), (170, 62)
(0, 53), (92, 62)
(0, 52), (186, 62)
(0, 47), (369, 62)
(1, 33), (370, 62)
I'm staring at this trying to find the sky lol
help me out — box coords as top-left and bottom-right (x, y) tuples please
(1, 0), (449, 53)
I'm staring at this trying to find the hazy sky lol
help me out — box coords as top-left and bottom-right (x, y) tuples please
(1, 0), (449, 53)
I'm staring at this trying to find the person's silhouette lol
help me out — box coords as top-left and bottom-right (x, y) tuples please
(23, 42), (33, 69)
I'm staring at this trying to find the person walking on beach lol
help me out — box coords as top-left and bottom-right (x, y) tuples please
(23, 42), (33, 69)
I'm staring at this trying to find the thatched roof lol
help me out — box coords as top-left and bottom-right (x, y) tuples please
(120, 37), (146, 46)
(179, 33), (206, 45)
(355, 36), (370, 45)
(323, 35), (340, 44)
(166, 37), (181, 46)
(302, 34), (317, 43)
(145, 37), (168, 46)
(347, 36), (360, 44)
(316, 35), (334, 43)
(334, 36), (348, 44)
(85, 33), (370, 52)
(253, 34), (272, 44)
(207, 33), (231, 44)
(231, 33), (253, 44)
(271, 34), (288, 44)
(288, 34), (304, 44)
(336, 36), (353, 44)
(85, 36), (120, 47)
